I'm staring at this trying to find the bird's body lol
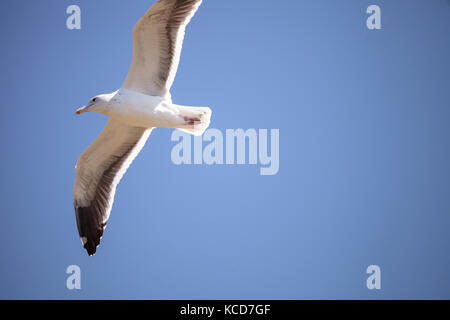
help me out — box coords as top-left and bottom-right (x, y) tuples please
(73, 0), (209, 255)
(108, 89), (173, 128)
(84, 88), (209, 131)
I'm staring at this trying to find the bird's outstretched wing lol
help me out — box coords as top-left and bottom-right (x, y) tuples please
(73, 119), (152, 255)
(123, 0), (203, 98)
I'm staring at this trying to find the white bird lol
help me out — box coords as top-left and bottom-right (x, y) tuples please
(73, 0), (210, 256)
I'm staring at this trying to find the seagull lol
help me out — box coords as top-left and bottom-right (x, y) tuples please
(73, 0), (210, 256)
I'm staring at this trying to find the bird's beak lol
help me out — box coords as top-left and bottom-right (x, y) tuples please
(75, 106), (88, 115)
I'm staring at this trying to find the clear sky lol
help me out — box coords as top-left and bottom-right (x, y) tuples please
(0, 0), (449, 299)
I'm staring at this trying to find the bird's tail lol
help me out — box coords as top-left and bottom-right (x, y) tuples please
(175, 105), (211, 136)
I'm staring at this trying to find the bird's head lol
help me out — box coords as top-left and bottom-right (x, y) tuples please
(76, 93), (114, 115)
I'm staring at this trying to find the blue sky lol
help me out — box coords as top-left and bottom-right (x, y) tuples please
(0, 0), (449, 299)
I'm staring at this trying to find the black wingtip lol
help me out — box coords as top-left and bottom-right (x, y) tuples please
(83, 235), (101, 256)
(84, 244), (97, 256)
(75, 206), (105, 257)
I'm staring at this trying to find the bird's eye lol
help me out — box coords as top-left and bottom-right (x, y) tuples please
(92, 98), (97, 102)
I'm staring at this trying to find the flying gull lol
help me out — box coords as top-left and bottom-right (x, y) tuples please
(73, 0), (210, 256)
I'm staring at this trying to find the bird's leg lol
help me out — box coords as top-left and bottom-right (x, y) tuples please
(183, 116), (201, 125)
